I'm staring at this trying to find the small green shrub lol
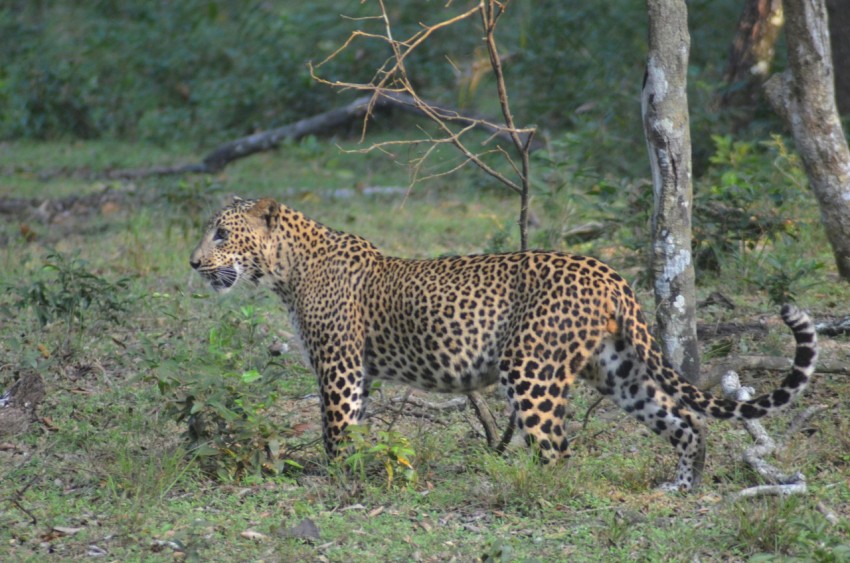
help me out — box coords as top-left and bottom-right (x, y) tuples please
(170, 366), (294, 481)
(749, 255), (824, 306)
(149, 303), (298, 481)
(339, 424), (418, 490)
(4, 249), (132, 336)
(693, 135), (808, 273)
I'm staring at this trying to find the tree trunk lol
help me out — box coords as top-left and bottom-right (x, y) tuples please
(641, 0), (700, 383)
(764, 0), (850, 281)
(827, 0), (850, 115)
(720, 0), (784, 124)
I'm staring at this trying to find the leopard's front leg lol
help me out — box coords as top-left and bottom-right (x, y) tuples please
(317, 363), (367, 457)
(295, 300), (368, 458)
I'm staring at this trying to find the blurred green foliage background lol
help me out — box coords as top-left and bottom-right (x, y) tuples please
(0, 0), (770, 177)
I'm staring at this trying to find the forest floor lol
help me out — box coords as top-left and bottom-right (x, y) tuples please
(1, 139), (848, 561)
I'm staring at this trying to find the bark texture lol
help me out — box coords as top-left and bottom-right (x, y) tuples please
(827, 0), (850, 114)
(641, 0), (700, 383)
(764, 0), (850, 281)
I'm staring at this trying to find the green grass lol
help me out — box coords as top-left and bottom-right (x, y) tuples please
(1, 139), (849, 561)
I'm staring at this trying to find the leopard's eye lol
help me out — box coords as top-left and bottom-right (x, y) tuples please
(213, 227), (228, 242)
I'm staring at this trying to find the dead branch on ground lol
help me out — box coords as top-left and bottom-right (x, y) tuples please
(97, 91), (541, 180)
(390, 395), (468, 412)
(721, 371), (824, 499)
(815, 316), (850, 337)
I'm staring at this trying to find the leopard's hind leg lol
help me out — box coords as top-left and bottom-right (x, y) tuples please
(581, 335), (706, 491)
(499, 307), (607, 463)
(499, 349), (573, 462)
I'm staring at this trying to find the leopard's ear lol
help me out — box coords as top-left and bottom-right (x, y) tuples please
(233, 195), (243, 203)
(249, 198), (280, 230)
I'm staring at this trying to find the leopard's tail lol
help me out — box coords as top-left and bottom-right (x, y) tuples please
(629, 304), (818, 421)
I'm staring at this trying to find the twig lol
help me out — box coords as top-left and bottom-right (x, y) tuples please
(480, 0), (534, 248)
(280, 438), (324, 460)
(11, 498), (38, 525)
(369, 407), (450, 425)
(493, 410), (516, 454)
(816, 501), (840, 525)
(384, 388), (414, 434)
(581, 396), (606, 430)
(2, 470), (42, 525)
(467, 391), (502, 450)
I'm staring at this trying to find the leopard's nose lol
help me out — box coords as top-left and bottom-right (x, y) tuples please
(190, 259), (201, 270)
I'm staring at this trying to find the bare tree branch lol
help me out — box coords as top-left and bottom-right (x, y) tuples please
(480, 0), (534, 247)
(312, 1), (536, 450)
(309, 1), (536, 206)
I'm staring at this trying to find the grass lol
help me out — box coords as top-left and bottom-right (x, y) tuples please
(1, 138), (849, 561)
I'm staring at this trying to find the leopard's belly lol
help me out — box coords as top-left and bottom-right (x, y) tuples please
(363, 327), (503, 392)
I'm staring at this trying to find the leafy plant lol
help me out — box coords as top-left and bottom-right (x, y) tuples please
(339, 424), (417, 489)
(4, 249), (132, 338)
(173, 367), (292, 480)
(750, 255), (825, 306)
(149, 303), (298, 481)
(693, 135), (808, 273)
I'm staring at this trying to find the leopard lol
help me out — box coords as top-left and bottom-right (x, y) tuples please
(190, 197), (818, 491)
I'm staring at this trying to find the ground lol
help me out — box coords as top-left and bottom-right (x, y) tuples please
(0, 139), (848, 561)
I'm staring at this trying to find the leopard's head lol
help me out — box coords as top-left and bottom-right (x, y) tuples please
(190, 197), (280, 293)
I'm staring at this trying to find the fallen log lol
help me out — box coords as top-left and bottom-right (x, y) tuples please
(105, 92), (541, 179)
(0, 187), (128, 221)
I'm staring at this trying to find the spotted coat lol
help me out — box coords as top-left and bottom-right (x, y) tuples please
(190, 197), (818, 490)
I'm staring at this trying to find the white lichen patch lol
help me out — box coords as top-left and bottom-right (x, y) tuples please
(673, 294), (686, 313)
(654, 233), (692, 299)
(645, 56), (668, 103)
